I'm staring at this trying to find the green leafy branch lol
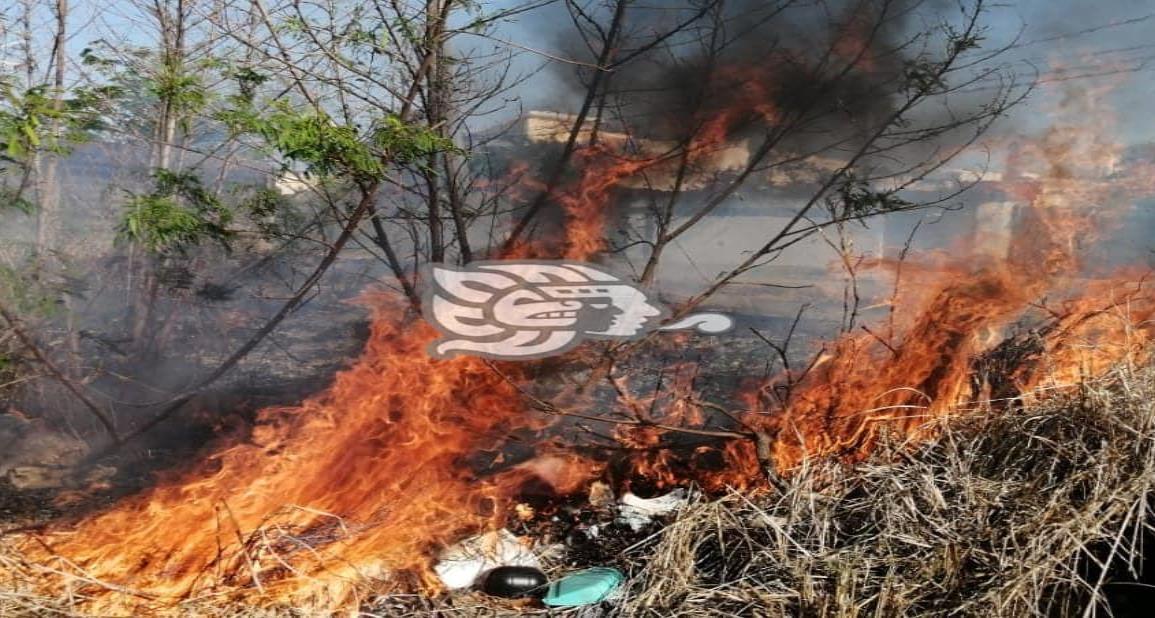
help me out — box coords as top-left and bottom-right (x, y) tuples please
(119, 169), (234, 253)
(217, 100), (456, 182)
(828, 175), (913, 220)
(0, 81), (96, 162)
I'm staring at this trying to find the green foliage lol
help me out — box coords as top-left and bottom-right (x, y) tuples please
(0, 82), (94, 162)
(237, 186), (301, 238)
(373, 115), (456, 166)
(829, 175), (912, 220)
(0, 70), (107, 181)
(151, 55), (210, 134)
(218, 101), (455, 182)
(279, 16), (308, 34)
(259, 104), (383, 179)
(0, 352), (14, 379)
(122, 195), (210, 252)
(0, 329), (18, 394)
(243, 186), (281, 219)
(78, 42), (221, 140)
(78, 43), (162, 135)
(80, 45), (118, 69)
(393, 15), (421, 46)
(232, 67), (268, 104)
(67, 84), (125, 133)
(120, 170), (233, 253)
(0, 87), (47, 161)
(345, 26), (377, 48)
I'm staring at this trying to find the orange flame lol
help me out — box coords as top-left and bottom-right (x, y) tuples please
(7, 46), (1155, 616)
(11, 312), (605, 611)
(725, 79), (1155, 473)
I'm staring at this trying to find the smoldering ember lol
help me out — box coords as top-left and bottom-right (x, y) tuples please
(4, 0), (1155, 615)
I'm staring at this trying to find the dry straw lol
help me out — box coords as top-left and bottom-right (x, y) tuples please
(620, 369), (1155, 617)
(3, 368), (1155, 617)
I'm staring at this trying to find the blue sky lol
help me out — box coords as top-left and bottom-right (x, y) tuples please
(982, 0), (1155, 142)
(16, 0), (1152, 145)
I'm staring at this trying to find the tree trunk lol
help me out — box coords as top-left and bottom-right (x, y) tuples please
(36, 0), (68, 266)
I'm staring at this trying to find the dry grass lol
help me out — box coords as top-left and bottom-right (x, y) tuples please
(621, 370), (1155, 617)
(3, 369), (1155, 617)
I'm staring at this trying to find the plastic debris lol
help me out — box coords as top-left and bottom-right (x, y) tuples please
(616, 489), (688, 531)
(480, 565), (549, 598)
(433, 529), (541, 590)
(542, 567), (625, 607)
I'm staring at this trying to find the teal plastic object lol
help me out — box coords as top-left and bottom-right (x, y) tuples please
(541, 567), (625, 607)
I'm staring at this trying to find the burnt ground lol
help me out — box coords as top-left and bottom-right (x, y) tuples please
(1, 309), (824, 524)
(0, 310), (832, 614)
(6, 318), (1155, 616)
(0, 372), (343, 536)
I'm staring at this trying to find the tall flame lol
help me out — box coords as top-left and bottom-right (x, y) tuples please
(9, 315), (602, 611)
(727, 76), (1155, 473)
(6, 45), (1155, 615)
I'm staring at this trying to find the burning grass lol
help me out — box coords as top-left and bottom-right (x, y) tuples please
(4, 367), (1155, 616)
(622, 369), (1155, 617)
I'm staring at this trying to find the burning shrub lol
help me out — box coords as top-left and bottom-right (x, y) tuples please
(621, 368), (1155, 617)
(6, 368), (1154, 617)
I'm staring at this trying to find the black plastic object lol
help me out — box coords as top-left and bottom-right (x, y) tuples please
(479, 565), (549, 598)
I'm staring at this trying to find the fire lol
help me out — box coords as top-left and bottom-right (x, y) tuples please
(516, 58), (783, 261)
(559, 147), (650, 259)
(545, 120), (768, 260)
(732, 267), (1155, 473)
(724, 80), (1155, 473)
(8, 314), (601, 611)
(6, 35), (1155, 616)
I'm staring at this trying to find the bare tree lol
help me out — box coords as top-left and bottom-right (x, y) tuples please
(0, 0), (1030, 475)
(34, 0), (68, 264)
(480, 0), (1031, 481)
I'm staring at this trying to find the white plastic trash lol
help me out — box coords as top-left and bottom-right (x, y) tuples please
(433, 529), (541, 590)
(616, 489), (688, 531)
